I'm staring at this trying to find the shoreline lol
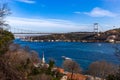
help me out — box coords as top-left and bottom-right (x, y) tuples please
(17, 38), (120, 43)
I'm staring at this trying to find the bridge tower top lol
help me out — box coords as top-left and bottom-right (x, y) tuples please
(93, 23), (99, 34)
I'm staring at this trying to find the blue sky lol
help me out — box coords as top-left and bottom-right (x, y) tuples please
(5, 0), (120, 32)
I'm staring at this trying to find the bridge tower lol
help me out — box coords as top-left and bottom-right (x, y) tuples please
(93, 23), (99, 34)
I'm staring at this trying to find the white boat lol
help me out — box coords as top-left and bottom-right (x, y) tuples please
(62, 56), (72, 60)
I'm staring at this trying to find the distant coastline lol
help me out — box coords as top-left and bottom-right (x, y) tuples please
(18, 28), (120, 43)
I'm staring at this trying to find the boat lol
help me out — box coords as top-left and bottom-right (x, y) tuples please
(62, 56), (72, 60)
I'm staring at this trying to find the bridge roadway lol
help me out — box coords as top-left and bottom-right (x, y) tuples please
(12, 32), (95, 35)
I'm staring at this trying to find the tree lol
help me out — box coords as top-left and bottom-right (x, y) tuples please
(88, 61), (117, 80)
(106, 74), (116, 80)
(106, 66), (120, 80)
(0, 2), (11, 30)
(0, 30), (14, 54)
(62, 60), (82, 80)
(30, 50), (41, 63)
(0, 50), (29, 80)
(28, 74), (52, 80)
(115, 66), (120, 80)
(46, 59), (55, 75)
(0, 2), (14, 54)
(9, 43), (21, 52)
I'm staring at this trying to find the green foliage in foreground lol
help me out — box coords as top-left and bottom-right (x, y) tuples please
(0, 30), (14, 54)
(0, 29), (61, 80)
(106, 66), (120, 80)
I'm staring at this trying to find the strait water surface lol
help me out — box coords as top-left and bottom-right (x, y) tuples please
(14, 39), (120, 70)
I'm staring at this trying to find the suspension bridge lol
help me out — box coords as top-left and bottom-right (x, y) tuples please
(0, 22), (105, 42)
(1, 23), (103, 41)
(11, 27), (95, 35)
(9, 23), (101, 35)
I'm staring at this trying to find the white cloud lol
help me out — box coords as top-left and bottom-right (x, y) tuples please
(7, 17), (91, 33)
(15, 0), (35, 4)
(84, 7), (117, 17)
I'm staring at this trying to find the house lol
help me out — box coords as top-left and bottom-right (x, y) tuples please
(56, 68), (64, 74)
(66, 73), (87, 80)
(61, 76), (67, 80)
(106, 35), (116, 43)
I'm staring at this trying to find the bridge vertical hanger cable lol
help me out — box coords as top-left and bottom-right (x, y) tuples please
(99, 24), (104, 32)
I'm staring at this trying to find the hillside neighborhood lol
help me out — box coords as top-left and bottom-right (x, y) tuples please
(22, 28), (120, 43)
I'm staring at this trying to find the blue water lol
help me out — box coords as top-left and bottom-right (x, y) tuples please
(14, 39), (120, 70)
